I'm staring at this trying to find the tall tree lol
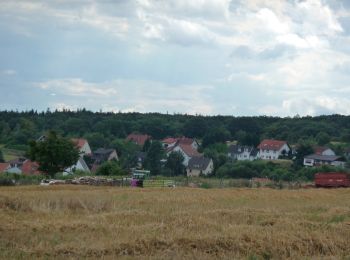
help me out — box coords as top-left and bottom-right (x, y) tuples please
(144, 141), (164, 175)
(0, 149), (4, 163)
(165, 151), (185, 176)
(28, 131), (80, 177)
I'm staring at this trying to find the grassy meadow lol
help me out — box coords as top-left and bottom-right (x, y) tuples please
(0, 186), (350, 259)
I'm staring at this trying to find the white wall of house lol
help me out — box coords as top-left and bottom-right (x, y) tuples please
(65, 158), (90, 174)
(191, 141), (199, 150)
(321, 149), (335, 156)
(187, 159), (214, 177)
(79, 142), (92, 157)
(303, 158), (314, 167)
(108, 150), (119, 161)
(259, 144), (290, 160)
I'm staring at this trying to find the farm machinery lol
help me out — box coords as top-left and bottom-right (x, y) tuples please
(131, 169), (175, 188)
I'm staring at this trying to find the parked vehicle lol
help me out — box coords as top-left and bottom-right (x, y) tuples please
(314, 172), (350, 188)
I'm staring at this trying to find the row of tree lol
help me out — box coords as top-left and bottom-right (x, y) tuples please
(1, 110), (350, 151)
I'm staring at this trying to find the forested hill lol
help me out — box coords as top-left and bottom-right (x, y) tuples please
(1, 110), (350, 150)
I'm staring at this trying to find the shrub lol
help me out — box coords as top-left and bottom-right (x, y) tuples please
(96, 161), (125, 176)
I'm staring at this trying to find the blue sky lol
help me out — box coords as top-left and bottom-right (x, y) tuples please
(1, 0), (350, 116)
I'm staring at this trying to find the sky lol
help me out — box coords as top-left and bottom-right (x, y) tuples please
(1, 0), (350, 116)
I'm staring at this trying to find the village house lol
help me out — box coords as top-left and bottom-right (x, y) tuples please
(65, 157), (91, 174)
(313, 146), (336, 156)
(65, 138), (92, 174)
(187, 156), (214, 177)
(228, 144), (259, 161)
(88, 148), (119, 173)
(167, 143), (201, 166)
(257, 139), (290, 160)
(303, 154), (346, 168)
(91, 148), (118, 163)
(126, 133), (151, 146)
(162, 137), (199, 150)
(72, 138), (92, 156)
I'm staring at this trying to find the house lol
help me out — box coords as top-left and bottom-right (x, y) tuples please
(187, 156), (214, 177)
(303, 154), (346, 168)
(257, 139), (290, 160)
(6, 157), (26, 174)
(162, 137), (199, 150)
(167, 144), (201, 166)
(92, 148), (118, 163)
(65, 157), (91, 174)
(87, 148), (119, 173)
(313, 146), (335, 156)
(228, 145), (259, 161)
(72, 138), (92, 156)
(126, 133), (151, 146)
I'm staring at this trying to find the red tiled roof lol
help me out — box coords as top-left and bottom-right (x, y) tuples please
(126, 134), (151, 146)
(71, 138), (88, 149)
(162, 137), (178, 144)
(0, 163), (10, 172)
(179, 144), (201, 157)
(258, 139), (287, 151)
(178, 137), (195, 145)
(21, 160), (41, 175)
(313, 146), (330, 155)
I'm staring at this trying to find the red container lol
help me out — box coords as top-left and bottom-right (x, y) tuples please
(314, 172), (350, 188)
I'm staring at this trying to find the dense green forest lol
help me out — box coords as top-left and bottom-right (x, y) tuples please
(1, 110), (350, 150)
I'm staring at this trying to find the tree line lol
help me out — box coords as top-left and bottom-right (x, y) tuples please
(1, 110), (350, 149)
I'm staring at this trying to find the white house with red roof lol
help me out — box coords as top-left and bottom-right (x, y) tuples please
(162, 136), (199, 150)
(167, 143), (201, 166)
(257, 139), (290, 160)
(72, 138), (92, 157)
(313, 146), (335, 156)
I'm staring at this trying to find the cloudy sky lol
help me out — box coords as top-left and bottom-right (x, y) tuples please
(1, 0), (350, 116)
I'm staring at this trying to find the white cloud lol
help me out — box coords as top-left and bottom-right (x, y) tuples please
(37, 78), (118, 97)
(36, 78), (215, 115)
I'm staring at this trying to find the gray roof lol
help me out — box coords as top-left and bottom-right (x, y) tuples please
(188, 156), (211, 171)
(304, 154), (345, 162)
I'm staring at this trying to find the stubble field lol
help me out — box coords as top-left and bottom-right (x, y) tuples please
(0, 186), (350, 259)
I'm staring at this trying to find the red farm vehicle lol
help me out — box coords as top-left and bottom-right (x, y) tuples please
(314, 172), (350, 188)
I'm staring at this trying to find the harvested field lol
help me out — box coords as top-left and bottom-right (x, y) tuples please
(0, 186), (350, 259)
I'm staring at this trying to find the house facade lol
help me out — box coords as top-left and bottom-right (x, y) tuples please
(167, 144), (201, 166)
(162, 137), (199, 150)
(228, 145), (259, 161)
(65, 157), (91, 174)
(313, 146), (335, 156)
(303, 154), (346, 168)
(72, 138), (92, 157)
(257, 139), (290, 160)
(187, 156), (214, 177)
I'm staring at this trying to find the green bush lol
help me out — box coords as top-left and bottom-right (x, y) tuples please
(96, 161), (125, 176)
